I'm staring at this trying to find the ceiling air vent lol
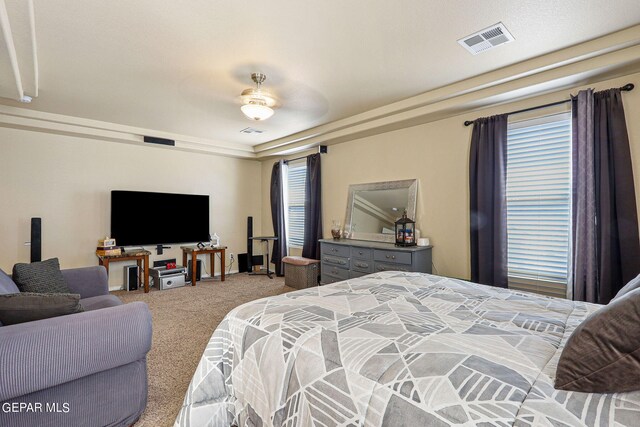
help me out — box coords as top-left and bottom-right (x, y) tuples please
(240, 127), (264, 134)
(458, 22), (514, 55)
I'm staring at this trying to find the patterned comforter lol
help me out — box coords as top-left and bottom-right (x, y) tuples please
(175, 272), (640, 426)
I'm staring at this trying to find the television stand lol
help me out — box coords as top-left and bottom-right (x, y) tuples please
(97, 249), (151, 293)
(181, 245), (227, 286)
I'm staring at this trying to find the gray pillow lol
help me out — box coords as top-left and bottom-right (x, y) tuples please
(0, 268), (19, 294)
(555, 287), (640, 393)
(613, 273), (640, 301)
(0, 292), (84, 325)
(12, 258), (71, 294)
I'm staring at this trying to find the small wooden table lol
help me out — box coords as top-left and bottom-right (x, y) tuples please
(181, 246), (226, 286)
(97, 249), (151, 293)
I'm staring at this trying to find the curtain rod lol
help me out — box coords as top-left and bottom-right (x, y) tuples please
(463, 83), (635, 127)
(283, 146), (327, 164)
(283, 155), (309, 164)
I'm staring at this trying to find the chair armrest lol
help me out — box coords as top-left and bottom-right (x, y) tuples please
(0, 302), (152, 402)
(61, 266), (109, 298)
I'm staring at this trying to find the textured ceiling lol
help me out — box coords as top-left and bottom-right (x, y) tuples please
(1, 0), (640, 146)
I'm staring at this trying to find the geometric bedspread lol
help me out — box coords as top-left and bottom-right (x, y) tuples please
(174, 272), (640, 426)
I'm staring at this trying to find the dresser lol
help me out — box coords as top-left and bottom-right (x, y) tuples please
(319, 239), (432, 285)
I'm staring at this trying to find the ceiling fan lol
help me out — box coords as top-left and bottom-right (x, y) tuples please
(240, 73), (277, 121)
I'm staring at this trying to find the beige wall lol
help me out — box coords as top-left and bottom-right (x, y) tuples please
(3, 71), (638, 288)
(0, 128), (262, 289)
(261, 71), (640, 280)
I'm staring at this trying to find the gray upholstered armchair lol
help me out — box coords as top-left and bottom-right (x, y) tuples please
(0, 266), (152, 427)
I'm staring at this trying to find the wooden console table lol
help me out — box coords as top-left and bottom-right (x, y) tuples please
(181, 246), (226, 286)
(97, 249), (151, 293)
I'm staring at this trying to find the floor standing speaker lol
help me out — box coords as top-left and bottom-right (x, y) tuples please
(31, 217), (42, 263)
(247, 216), (253, 272)
(187, 259), (202, 281)
(124, 265), (139, 291)
(238, 253), (249, 273)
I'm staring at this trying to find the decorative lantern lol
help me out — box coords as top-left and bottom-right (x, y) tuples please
(395, 210), (417, 247)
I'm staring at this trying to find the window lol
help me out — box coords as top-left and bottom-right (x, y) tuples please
(506, 113), (571, 298)
(286, 160), (307, 248)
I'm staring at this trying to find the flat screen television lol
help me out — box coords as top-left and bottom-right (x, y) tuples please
(111, 190), (209, 246)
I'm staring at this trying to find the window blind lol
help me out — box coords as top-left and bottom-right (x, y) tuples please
(506, 113), (571, 298)
(287, 160), (307, 248)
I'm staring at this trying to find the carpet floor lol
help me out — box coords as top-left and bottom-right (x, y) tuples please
(115, 273), (293, 427)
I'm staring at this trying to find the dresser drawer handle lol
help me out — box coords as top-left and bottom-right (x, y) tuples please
(385, 255), (396, 260)
(331, 269), (339, 275)
(332, 248), (339, 252)
(355, 262), (368, 268)
(358, 251), (364, 255)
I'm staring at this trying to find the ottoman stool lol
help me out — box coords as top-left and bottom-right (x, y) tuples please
(282, 256), (320, 289)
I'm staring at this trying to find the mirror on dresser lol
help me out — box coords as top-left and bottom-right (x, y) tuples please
(344, 179), (418, 243)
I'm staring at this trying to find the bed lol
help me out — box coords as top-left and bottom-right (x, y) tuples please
(174, 272), (640, 426)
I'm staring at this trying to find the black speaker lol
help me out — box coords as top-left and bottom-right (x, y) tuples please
(187, 259), (202, 281)
(30, 217), (42, 263)
(143, 136), (175, 146)
(238, 253), (249, 273)
(124, 265), (139, 291)
(247, 217), (253, 271)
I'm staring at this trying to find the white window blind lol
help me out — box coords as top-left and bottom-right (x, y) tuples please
(506, 113), (571, 298)
(287, 160), (307, 248)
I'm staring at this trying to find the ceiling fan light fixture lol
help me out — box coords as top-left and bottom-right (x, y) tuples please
(240, 73), (276, 121)
(240, 89), (276, 107)
(241, 102), (274, 121)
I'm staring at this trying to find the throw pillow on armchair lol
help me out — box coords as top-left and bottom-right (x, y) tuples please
(0, 292), (84, 325)
(12, 258), (72, 293)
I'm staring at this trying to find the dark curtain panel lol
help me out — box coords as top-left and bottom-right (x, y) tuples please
(593, 89), (640, 303)
(270, 160), (287, 276)
(469, 114), (509, 288)
(571, 89), (597, 302)
(302, 153), (323, 260)
(572, 88), (640, 304)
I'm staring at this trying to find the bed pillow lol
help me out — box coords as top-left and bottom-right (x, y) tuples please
(12, 258), (71, 294)
(555, 287), (640, 393)
(613, 273), (640, 301)
(0, 292), (84, 325)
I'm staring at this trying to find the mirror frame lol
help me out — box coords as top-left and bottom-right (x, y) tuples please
(344, 179), (418, 243)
